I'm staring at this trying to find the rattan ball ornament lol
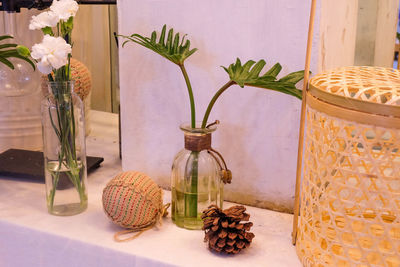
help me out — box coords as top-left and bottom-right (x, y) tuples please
(40, 58), (92, 100)
(102, 171), (169, 242)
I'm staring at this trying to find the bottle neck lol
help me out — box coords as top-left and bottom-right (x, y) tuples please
(184, 133), (212, 152)
(180, 123), (216, 151)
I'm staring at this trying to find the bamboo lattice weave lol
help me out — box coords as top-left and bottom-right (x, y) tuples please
(296, 67), (400, 267)
(310, 66), (400, 105)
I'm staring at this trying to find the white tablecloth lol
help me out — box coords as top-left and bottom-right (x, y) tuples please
(0, 111), (301, 267)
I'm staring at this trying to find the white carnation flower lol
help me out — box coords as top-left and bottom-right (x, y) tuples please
(29, 11), (59, 30)
(37, 60), (53, 75)
(50, 0), (79, 22)
(31, 35), (72, 74)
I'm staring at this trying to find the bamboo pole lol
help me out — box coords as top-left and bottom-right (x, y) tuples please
(292, 0), (318, 245)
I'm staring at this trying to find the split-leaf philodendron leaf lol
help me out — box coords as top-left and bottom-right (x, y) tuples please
(222, 58), (304, 99)
(119, 25), (198, 66)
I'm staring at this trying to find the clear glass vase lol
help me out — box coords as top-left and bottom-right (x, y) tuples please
(41, 81), (88, 216)
(171, 123), (224, 230)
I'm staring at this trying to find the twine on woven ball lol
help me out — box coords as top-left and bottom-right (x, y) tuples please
(114, 200), (171, 242)
(102, 171), (170, 242)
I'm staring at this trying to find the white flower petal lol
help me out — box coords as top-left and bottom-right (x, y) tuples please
(48, 54), (67, 69)
(31, 35), (71, 74)
(50, 0), (79, 22)
(31, 43), (48, 60)
(29, 11), (59, 30)
(37, 61), (53, 75)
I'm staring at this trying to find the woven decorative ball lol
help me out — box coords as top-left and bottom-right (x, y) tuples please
(69, 58), (92, 100)
(102, 171), (165, 231)
(40, 58), (92, 100)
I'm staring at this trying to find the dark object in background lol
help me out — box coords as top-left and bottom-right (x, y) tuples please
(0, 0), (116, 12)
(0, 149), (103, 189)
(0, 0), (52, 12)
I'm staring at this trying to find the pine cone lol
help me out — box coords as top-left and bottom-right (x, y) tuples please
(202, 205), (255, 254)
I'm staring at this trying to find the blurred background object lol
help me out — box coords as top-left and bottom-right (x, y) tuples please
(0, 0), (119, 152)
(0, 10), (43, 151)
(72, 2), (119, 113)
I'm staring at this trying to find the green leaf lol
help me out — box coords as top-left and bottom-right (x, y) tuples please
(173, 33), (179, 54)
(0, 35), (13, 41)
(279, 70), (307, 84)
(159, 25), (166, 45)
(166, 28), (173, 52)
(0, 56), (14, 69)
(66, 17), (74, 28)
(150, 31), (157, 43)
(248, 80), (303, 99)
(248, 60), (266, 79)
(0, 35), (36, 70)
(241, 60), (256, 74)
(42, 27), (53, 36)
(221, 58), (305, 99)
(263, 63), (282, 78)
(118, 25), (198, 65)
(0, 43), (17, 49)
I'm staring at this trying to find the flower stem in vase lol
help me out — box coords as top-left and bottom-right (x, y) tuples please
(44, 81), (87, 215)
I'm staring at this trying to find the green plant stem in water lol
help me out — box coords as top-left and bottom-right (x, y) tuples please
(179, 64), (199, 218)
(179, 63), (200, 219)
(179, 64), (196, 128)
(185, 151), (199, 218)
(184, 79), (235, 217)
(201, 80), (235, 128)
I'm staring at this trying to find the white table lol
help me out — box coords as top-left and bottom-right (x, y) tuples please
(0, 111), (301, 267)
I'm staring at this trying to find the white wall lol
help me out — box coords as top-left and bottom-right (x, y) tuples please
(118, 0), (319, 213)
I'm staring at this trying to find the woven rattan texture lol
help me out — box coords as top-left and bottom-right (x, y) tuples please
(296, 106), (400, 267)
(102, 171), (163, 230)
(310, 67), (400, 106)
(70, 58), (92, 100)
(40, 58), (92, 100)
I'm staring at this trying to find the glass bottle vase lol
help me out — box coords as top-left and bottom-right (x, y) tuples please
(41, 81), (88, 216)
(171, 123), (224, 230)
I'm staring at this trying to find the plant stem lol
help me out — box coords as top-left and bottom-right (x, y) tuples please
(46, 81), (86, 212)
(201, 80), (235, 128)
(185, 151), (199, 218)
(48, 167), (60, 211)
(179, 64), (196, 128)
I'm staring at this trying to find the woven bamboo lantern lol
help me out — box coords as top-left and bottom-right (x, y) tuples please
(295, 66), (400, 266)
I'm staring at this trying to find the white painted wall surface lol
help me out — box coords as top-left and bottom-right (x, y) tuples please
(118, 0), (319, 212)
